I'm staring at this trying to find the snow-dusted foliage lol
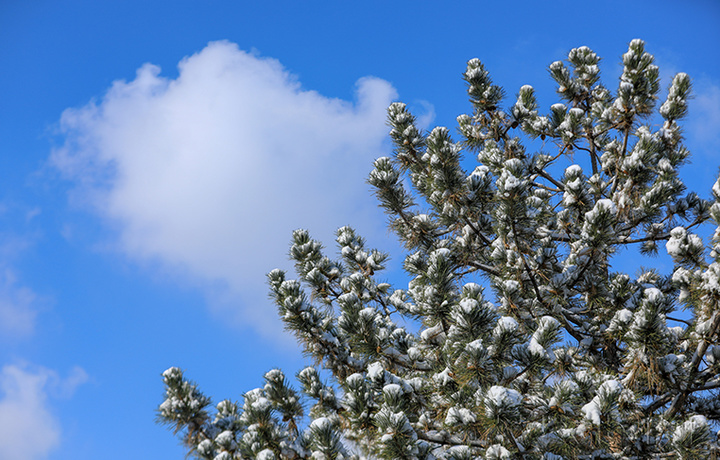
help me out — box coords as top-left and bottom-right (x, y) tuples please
(159, 41), (720, 458)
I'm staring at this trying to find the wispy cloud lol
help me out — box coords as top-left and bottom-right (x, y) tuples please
(0, 363), (87, 460)
(413, 100), (436, 132)
(656, 57), (720, 155)
(0, 206), (44, 340)
(52, 41), (398, 338)
(0, 269), (38, 339)
(688, 78), (720, 151)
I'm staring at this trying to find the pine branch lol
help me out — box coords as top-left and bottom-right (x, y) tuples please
(666, 311), (720, 419)
(417, 430), (488, 448)
(463, 261), (501, 278)
(532, 166), (566, 191)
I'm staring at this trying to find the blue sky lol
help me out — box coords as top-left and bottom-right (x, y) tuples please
(1, 1), (719, 458)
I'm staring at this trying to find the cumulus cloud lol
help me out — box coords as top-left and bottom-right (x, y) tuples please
(52, 41), (399, 337)
(0, 363), (87, 460)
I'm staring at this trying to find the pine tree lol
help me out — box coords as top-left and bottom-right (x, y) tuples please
(158, 40), (720, 459)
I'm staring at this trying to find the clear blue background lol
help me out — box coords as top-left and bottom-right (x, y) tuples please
(1, 1), (719, 459)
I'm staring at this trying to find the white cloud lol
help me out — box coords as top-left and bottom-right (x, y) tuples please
(413, 100), (436, 132)
(53, 366), (89, 399)
(0, 363), (87, 460)
(0, 203), (48, 340)
(52, 41), (399, 338)
(0, 269), (38, 339)
(689, 79), (720, 149)
(657, 60), (720, 154)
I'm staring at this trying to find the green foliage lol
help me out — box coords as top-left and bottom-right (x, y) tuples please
(159, 40), (720, 459)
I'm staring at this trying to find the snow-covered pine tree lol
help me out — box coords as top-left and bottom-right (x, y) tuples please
(158, 40), (720, 459)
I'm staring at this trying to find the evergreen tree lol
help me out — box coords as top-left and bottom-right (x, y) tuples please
(158, 40), (720, 459)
